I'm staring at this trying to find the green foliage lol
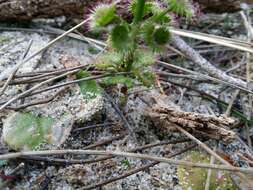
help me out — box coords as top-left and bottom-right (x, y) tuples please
(89, 0), (192, 87)
(133, 0), (146, 23)
(76, 70), (101, 100)
(110, 24), (133, 51)
(89, 4), (116, 29)
(153, 27), (171, 45)
(178, 151), (236, 190)
(88, 46), (100, 55)
(134, 70), (155, 87)
(133, 49), (156, 68)
(101, 75), (135, 88)
(129, 0), (155, 17)
(121, 159), (131, 167)
(2, 112), (74, 150)
(165, 0), (193, 18)
(2, 112), (53, 150)
(143, 24), (171, 51)
(96, 51), (122, 71)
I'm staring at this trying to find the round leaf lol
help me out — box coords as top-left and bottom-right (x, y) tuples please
(153, 27), (171, 45)
(110, 24), (132, 51)
(89, 4), (116, 29)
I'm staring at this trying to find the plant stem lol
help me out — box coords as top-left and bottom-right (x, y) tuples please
(133, 0), (145, 24)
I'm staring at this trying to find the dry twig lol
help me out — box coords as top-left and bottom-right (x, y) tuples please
(0, 149), (252, 174)
(170, 35), (248, 88)
(0, 40), (33, 95)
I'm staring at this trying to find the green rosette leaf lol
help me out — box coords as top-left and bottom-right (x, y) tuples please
(109, 24), (133, 51)
(89, 3), (116, 29)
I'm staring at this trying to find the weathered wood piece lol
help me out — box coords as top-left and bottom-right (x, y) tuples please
(195, 0), (253, 13)
(144, 93), (236, 142)
(0, 0), (91, 21)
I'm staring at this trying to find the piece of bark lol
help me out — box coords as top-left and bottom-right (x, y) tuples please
(0, 0), (91, 21)
(0, 0), (252, 22)
(195, 0), (253, 13)
(143, 92), (236, 142)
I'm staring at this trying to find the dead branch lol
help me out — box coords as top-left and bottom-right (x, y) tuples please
(170, 35), (248, 89)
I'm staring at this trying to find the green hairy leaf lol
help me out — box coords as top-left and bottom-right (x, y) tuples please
(101, 75), (135, 88)
(2, 112), (53, 150)
(2, 112), (74, 151)
(76, 70), (101, 100)
(143, 23), (171, 51)
(129, 0), (155, 17)
(133, 49), (155, 68)
(110, 24), (132, 51)
(89, 3), (116, 29)
(153, 27), (171, 45)
(166, 0), (193, 18)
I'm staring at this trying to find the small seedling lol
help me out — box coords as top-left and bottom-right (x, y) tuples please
(121, 159), (131, 168)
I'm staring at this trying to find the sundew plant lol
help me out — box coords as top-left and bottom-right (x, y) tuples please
(89, 0), (192, 87)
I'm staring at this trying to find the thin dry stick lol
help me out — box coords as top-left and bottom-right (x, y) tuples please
(0, 149), (252, 174)
(157, 71), (204, 81)
(0, 76), (51, 87)
(0, 39), (33, 95)
(19, 134), (126, 166)
(83, 134), (126, 150)
(0, 18), (90, 82)
(0, 46), (109, 110)
(103, 91), (136, 140)
(73, 122), (117, 132)
(0, 68), (81, 110)
(0, 26), (106, 48)
(82, 144), (197, 190)
(225, 89), (240, 116)
(241, 10), (253, 150)
(33, 73), (124, 94)
(157, 60), (253, 94)
(28, 72), (127, 97)
(0, 73), (120, 107)
(170, 28), (253, 52)
(174, 125), (232, 164)
(166, 44), (185, 57)
(43, 26), (106, 47)
(12, 64), (91, 79)
(7, 87), (68, 110)
(20, 139), (189, 166)
(205, 146), (216, 190)
(0, 73), (125, 108)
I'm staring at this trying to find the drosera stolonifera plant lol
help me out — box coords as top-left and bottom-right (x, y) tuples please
(2, 0), (193, 151)
(88, 0), (193, 87)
